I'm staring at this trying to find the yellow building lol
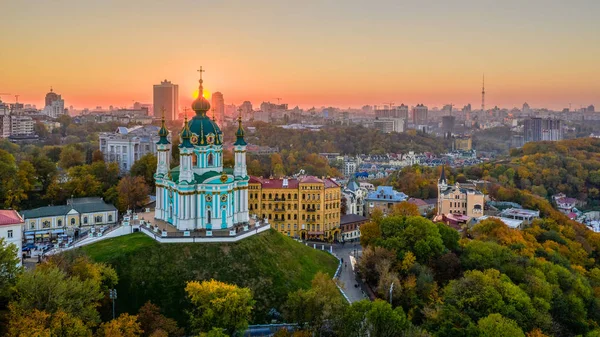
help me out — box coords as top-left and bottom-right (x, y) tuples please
(454, 136), (472, 151)
(249, 176), (342, 241)
(437, 166), (484, 218)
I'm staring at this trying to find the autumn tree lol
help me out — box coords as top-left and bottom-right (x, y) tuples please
(6, 307), (92, 337)
(137, 301), (184, 337)
(186, 279), (255, 336)
(92, 150), (105, 162)
(95, 313), (142, 337)
(117, 176), (150, 212)
(391, 201), (420, 217)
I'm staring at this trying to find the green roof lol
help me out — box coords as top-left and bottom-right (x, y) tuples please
(168, 167), (224, 184)
(21, 198), (117, 219)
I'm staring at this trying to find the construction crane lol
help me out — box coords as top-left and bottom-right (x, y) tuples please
(0, 93), (10, 101)
(273, 97), (282, 105)
(382, 102), (394, 109)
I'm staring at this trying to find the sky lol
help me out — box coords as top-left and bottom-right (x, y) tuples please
(1, 0), (599, 110)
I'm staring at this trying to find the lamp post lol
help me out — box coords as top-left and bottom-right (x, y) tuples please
(109, 289), (117, 319)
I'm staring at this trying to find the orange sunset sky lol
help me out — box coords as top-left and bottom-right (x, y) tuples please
(1, 0), (599, 110)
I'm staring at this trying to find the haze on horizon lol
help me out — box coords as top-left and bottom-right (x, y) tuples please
(1, 0), (599, 110)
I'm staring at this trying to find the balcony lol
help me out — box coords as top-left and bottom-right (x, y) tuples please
(273, 198), (286, 202)
(306, 208), (317, 212)
(273, 208), (286, 212)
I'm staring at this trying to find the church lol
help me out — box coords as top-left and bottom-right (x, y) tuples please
(154, 73), (250, 231)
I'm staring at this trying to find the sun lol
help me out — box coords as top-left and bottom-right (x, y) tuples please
(192, 89), (211, 99)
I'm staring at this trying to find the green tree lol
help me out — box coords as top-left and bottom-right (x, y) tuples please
(131, 153), (158, 189)
(284, 272), (346, 334)
(11, 265), (104, 327)
(337, 300), (409, 337)
(477, 313), (525, 337)
(59, 145), (85, 170)
(0, 237), (22, 302)
(185, 279), (255, 336)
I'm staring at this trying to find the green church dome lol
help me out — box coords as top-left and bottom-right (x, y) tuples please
(186, 75), (223, 146)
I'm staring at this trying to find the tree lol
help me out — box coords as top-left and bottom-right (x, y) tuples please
(360, 221), (381, 247)
(95, 313), (142, 337)
(477, 313), (525, 337)
(34, 121), (50, 139)
(337, 300), (409, 337)
(117, 176), (150, 212)
(59, 145), (85, 170)
(137, 301), (183, 337)
(284, 272), (347, 334)
(131, 153), (158, 189)
(7, 307), (92, 337)
(185, 279), (255, 336)
(391, 201), (420, 216)
(0, 237), (22, 302)
(11, 264), (104, 327)
(92, 150), (105, 163)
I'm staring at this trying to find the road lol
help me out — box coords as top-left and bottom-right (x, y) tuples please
(333, 242), (368, 303)
(305, 241), (368, 303)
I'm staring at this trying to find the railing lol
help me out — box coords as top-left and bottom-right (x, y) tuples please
(273, 208), (286, 212)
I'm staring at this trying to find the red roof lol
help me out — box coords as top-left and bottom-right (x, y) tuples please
(408, 198), (428, 207)
(249, 176), (339, 189)
(0, 210), (24, 226)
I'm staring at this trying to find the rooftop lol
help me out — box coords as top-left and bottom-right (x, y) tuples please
(499, 208), (540, 218)
(366, 186), (408, 202)
(340, 214), (368, 225)
(0, 210), (24, 226)
(477, 215), (523, 229)
(249, 176), (340, 189)
(21, 198), (117, 219)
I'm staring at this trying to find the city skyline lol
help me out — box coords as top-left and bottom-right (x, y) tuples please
(1, 0), (599, 110)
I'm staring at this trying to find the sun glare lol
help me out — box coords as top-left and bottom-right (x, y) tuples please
(192, 89), (211, 99)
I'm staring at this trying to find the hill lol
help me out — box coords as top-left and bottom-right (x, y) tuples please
(81, 229), (338, 323)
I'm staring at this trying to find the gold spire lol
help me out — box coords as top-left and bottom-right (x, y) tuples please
(197, 66), (205, 94)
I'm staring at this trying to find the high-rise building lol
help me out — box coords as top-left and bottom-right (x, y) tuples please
(240, 101), (253, 120)
(588, 105), (595, 113)
(153, 80), (179, 121)
(524, 117), (562, 143)
(442, 116), (456, 136)
(413, 104), (428, 124)
(373, 118), (406, 133)
(375, 104), (408, 119)
(45, 88), (60, 107)
(211, 92), (224, 124)
(43, 88), (65, 118)
(522, 102), (531, 114)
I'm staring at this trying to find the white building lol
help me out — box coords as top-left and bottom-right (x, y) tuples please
(10, 116), (34, 136)
(342, 179), (368, 216)
(0, 210), (24, 266)
(154, 76), (250, 231)
(43, 98), (65, 118)
(373, 118), (406, 133)
(21, 197), (118, 243)
(99, 125), (165, 173)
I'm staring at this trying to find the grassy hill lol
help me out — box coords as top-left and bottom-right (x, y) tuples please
(81, 229), (338, 323)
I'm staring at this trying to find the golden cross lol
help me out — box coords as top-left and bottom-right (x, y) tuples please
(184, 107), (189, 119)
(197, 66), (205, 80)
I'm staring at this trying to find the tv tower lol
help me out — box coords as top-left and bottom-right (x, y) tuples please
(481, 74), (485, 112)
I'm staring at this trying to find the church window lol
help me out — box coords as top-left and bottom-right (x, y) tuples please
(208, 210), (211, 222)
(95, 215), (103, 223)
(57, 219), (62, 227)
(83, 217), (88, 224)
(71, 218), (75, 225)
(108, 214), (113, 222)
(207, 153), (214, 166)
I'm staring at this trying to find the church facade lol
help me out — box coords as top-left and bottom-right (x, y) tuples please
(154, 75), (249, 231)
